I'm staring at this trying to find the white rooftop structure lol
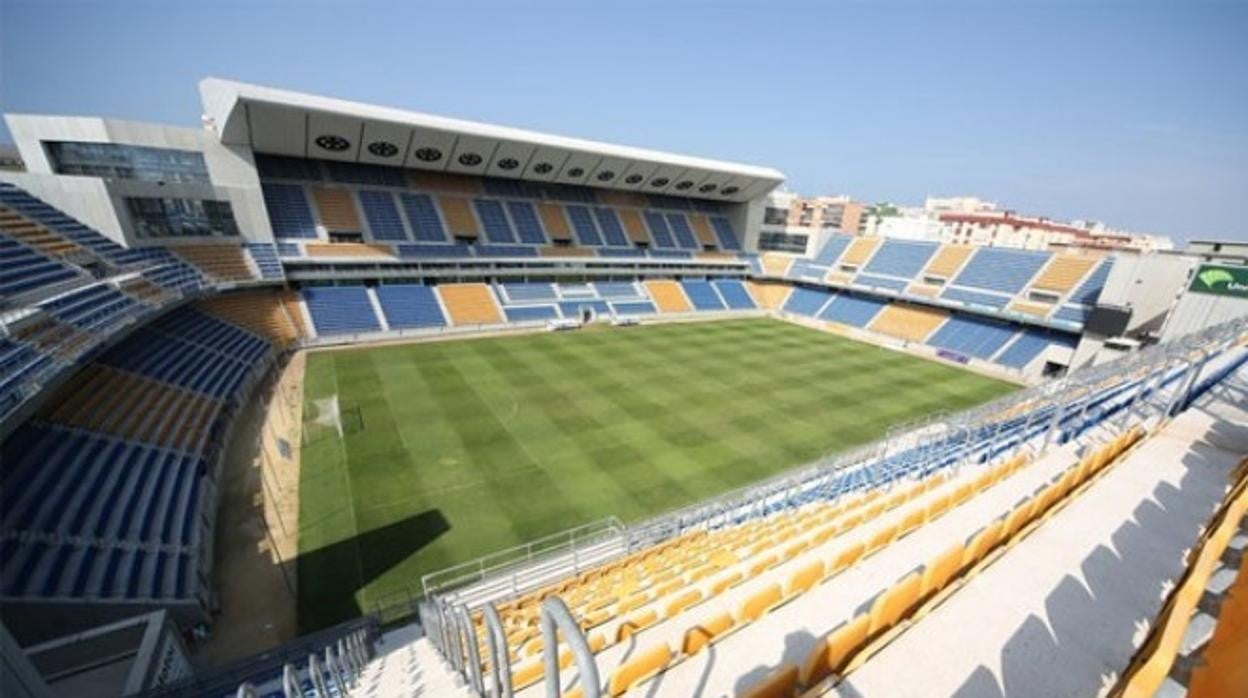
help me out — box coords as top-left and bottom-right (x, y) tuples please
(199, 78), (785, 203)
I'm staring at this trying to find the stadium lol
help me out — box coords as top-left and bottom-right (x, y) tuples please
(0, 75), (1245, 698)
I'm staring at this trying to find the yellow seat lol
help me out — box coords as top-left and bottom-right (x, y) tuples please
(786, 560), (825, 598)
(709, 570), (744, 596)
(511, 656), (545, 690)
(615, 608), (658, 643)
(925, 493), (954, 521)
(827, 541), (866, 578)
(664, 588), (703, 618)
(865, 522), (900, 555)
(607, 642), (671, 697)
(681, 611), (734, 656)
(738, 583), (784, 623)
(741, 663), (800, 698)
(868, 572), (923, 636)
(920, 541), (966, 600)
(898, 508), (926, 536)
(952, 482), (975, 506)
(963, 521), (1004, 569)
(749, 554), (780, 577)
(782, 540), (810, 561)
(800, 615), (870, 687)
(1001, 500), (1036, 541)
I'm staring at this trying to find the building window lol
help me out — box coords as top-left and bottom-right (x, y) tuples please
(763, 207), (788, 226)
(125, 196), (240, 238)
(45, 141), (210, 184)
(758, 231), (808, 254)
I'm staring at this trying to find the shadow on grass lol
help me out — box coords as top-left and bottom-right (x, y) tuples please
(296, 508), (450, 633)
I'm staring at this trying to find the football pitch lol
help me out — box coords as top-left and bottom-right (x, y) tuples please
(295, 318), (1015, 630)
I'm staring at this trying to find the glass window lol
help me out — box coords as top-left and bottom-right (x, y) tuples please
(125, 196), (239, 238)
(758, 231), (808, 254)
(763, 207), (788, 226)
(45, 141), (210, 184)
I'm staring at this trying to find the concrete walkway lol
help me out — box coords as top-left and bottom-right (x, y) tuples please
(838, 371), (1248, 698)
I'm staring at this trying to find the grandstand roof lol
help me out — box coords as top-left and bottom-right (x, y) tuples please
(199, 78), (785, 203)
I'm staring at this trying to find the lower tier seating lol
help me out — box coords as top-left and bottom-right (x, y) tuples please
(438, 283), (503, 326)
(303, 286), (383, 335)
(375, 284), (448, 329)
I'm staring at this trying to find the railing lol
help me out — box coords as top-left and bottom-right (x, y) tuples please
(421, 315), (1248, 677)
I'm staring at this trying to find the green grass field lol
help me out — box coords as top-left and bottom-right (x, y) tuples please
(295, 318), (1014, 630)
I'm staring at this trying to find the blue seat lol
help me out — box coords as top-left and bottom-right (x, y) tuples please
(592, 282), (641, 299)
(710, 217), (742, 251)
(996, 329), (1078, 368)
(593, 208), (631, 247)
(245, 244), (285, 279)
(853, 273), (909, 293)
(712, 279), (756, 309)
(504, 306), (558, 322)
(783, 287), (834, 317)
(1069, 259), (1113, 305)
(358, 190), (409, 241)
(505, 201), (548, 244)
(503, 283), (557, 301)
(665, 213), (699, 249)
(940, 286), (1011, 309)
(951, 248), (1051, 294)
(399, 193), (449, 242)
(611, 301), (656, 315)
(261, 183), (318, 238)
(303, 287), (382, 335)
(375, 285), (447, 329)
(818, 294), (887, 327)
(813, 234), (852, 265)
(642, 212), (676, 248)
(927, 315), (1018, 359)
(558, 300), (611, 318)
(863, 240), (937, 278)
(473, 199), (517, 244)
(680, 280), (727, 311)
(566, 205), (604, 246)
(789, 259), (829, 280)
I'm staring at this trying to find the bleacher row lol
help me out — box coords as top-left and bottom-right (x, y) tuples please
(0, 302), (284, 608)
(460, 418), (1148, 698)
(768, 282), (1078, 371)
(297, 279), (759, 337)
(769, 234), (1113, 330)
(256, 159), (745, 257)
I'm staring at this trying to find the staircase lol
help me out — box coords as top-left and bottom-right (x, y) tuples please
(350, 628), (474, 698)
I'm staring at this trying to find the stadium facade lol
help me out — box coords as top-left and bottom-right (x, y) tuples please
(1, 79), (1247, 697)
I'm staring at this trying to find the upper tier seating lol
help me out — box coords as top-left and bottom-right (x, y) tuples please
(567, 205), (604, 247)
(921, 245), (974, 279)
(310, 187), (363, 233)
(302, 286), (382, 335)
(262, 183), (318, 238)
(438, 283), (503, 326)
(40, 284), (141, 332)
(537, 203), (574, 242)
(506, 201), (549, 245)
(1030, 254), (1098, 294)
(1069, 258), (1113, 305)
(642, 212), (677, 249)
(666, 213), (699, 249)
(926, 315), (1018, 360)
(245, 243), (284, 280)
(818, 294), (888, 328)
(839, 237), (880, 267)
(502, 283), (558, 302)
(951, 247), (1051, 294)
(0, 236), (79, 300)
(474, 199), (518, 244)
(814, 235), (852, 265)
(0, 207), (83, 257)
(438, 196), (480, 238)
(171, 244), (257, 283)
(863, 240), (938, 278)
(712, 279), (757, 310)
(940, 286), (1011, 309)
(358, 190), (410, 241)
(399, 193), (450, 242)
(709, 217), (742, 251)
(868, 303), (948, 342)
(375, 284), (447, 329)
(680, 280), (727, 311)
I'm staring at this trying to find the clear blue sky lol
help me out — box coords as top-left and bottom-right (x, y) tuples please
(2, 0), (1246, 242)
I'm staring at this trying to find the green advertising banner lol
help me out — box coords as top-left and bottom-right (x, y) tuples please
(1189, 264), (1248, 298)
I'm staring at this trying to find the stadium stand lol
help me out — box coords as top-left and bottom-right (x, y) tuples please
(438, 283), (503, 326)
(920, 244), (973, 280)
(838, 237), (880, 268)
(712, 279), (757, 310)
(994, 328), (1077, 369)
(949, 247), (1050, 295)
(302, 286), (382, 335)
(867, 303), (949, 342)
(400, 193), (450, 242)
(375, 284), (448, 330)
(926, 315), (1018, 360)
(818, 294), (887, 328)
(643, 280), (693, 313)
(1029, 253), (1099, 294)
(475, 199), (519, 244)
(438, 196), (481, 239)
(680, 280), (728, 311)
(196, 290), (306, 347)
(0, 235), (80, 299)
(783, 286), (834, 317)
(261, 183), (318, 239)
(507, 201), (550, 245)
(643, 212), (677, 249)
(357, 189), (410, 241)
(170, 244), (257, 283)
(863, 240), (936, 279)
(245, 243), (285, 280)
(310, 187), (363, 233)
